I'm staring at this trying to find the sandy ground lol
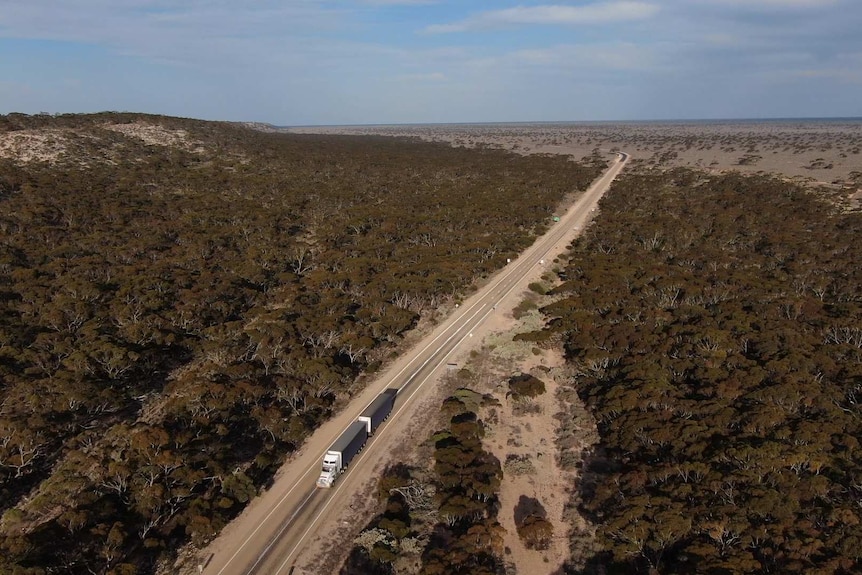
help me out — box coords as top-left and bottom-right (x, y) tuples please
(102, 122), (205, 152)
(0, 122), (205, 165)
(0, 129), (75, 163)
(481, 313), (579, 574)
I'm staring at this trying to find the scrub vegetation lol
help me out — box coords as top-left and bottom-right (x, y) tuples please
(525, 168), (862, 574)
(0, 113), (602, 574)
(342, 388), (505, 575)
(297, 149), (862, 575)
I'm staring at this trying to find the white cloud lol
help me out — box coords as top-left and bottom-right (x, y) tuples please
(702, 0), (840, 9)
(361, 0), (437, 5)
(425, 2), (659, 33)
(794, 68), (861, 82)
(440, 41), (663, 93)
(511, 43), (658, 70)
(0, 1), (343, 59)
(703, 33), (739, 46)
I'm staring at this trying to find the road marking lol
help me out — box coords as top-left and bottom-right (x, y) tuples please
(243, 489), (318, 575)
(209, 153), (628, 575)
(398, 304), (488, 393)
(214, 458), (319, 575)
(226, 299), (493, 574)
(273, 299), (501, 575)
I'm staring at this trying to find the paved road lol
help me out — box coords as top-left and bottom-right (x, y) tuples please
(203, 151), (628, 575)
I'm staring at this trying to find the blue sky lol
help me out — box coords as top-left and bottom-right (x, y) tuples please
(1, 0), (860, 125)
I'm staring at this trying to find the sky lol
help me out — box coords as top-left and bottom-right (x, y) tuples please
(1, 0), (860, 125)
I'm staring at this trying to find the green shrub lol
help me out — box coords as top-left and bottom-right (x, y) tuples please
(507, 373), (546, 400)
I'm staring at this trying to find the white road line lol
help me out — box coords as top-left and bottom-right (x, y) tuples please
(214, 457), (319, 575)
(274, 300), (499, 575)
(243, 489), (317, 575)
(268, 153), (630, 573)
(398, 304), (488, 393)
(211, 153), (628, 575)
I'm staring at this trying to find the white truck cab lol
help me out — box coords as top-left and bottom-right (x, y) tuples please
(317, 452), (341, 488)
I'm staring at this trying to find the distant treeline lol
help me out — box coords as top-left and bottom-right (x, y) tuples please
(526, 168), (862, 573)
(0, 113), (603, 574)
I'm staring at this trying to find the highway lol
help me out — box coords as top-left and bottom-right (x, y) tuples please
(201, 151), (628, 575)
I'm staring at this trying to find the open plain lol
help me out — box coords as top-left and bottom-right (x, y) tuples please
(290, 120), (862, 199)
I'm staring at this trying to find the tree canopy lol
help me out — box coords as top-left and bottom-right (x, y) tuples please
(0, 113), (602, 574)
(528, 167), (861, 574)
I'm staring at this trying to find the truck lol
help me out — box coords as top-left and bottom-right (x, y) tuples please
(358, 389), (398, 434)
(316, 421), (368, 488)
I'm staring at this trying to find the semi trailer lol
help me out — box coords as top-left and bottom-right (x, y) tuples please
(316, 389), (399, 488)
(316, 421), (368, 488)
(358, 389), (398, 434)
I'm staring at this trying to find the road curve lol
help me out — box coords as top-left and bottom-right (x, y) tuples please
(201, 151), (629, 575)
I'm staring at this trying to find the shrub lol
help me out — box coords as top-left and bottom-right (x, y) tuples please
(514, 495), (554, 550)
(512, 298), (538, 319)
(504, 454), (536, 476)
(507, 373), (546, 400)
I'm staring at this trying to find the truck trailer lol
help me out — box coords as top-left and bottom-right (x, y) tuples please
(358, 389), (398, 434)
(316, 421), (368, 488)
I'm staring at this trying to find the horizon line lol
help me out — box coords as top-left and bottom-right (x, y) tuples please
(281, 116), (862, 129)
